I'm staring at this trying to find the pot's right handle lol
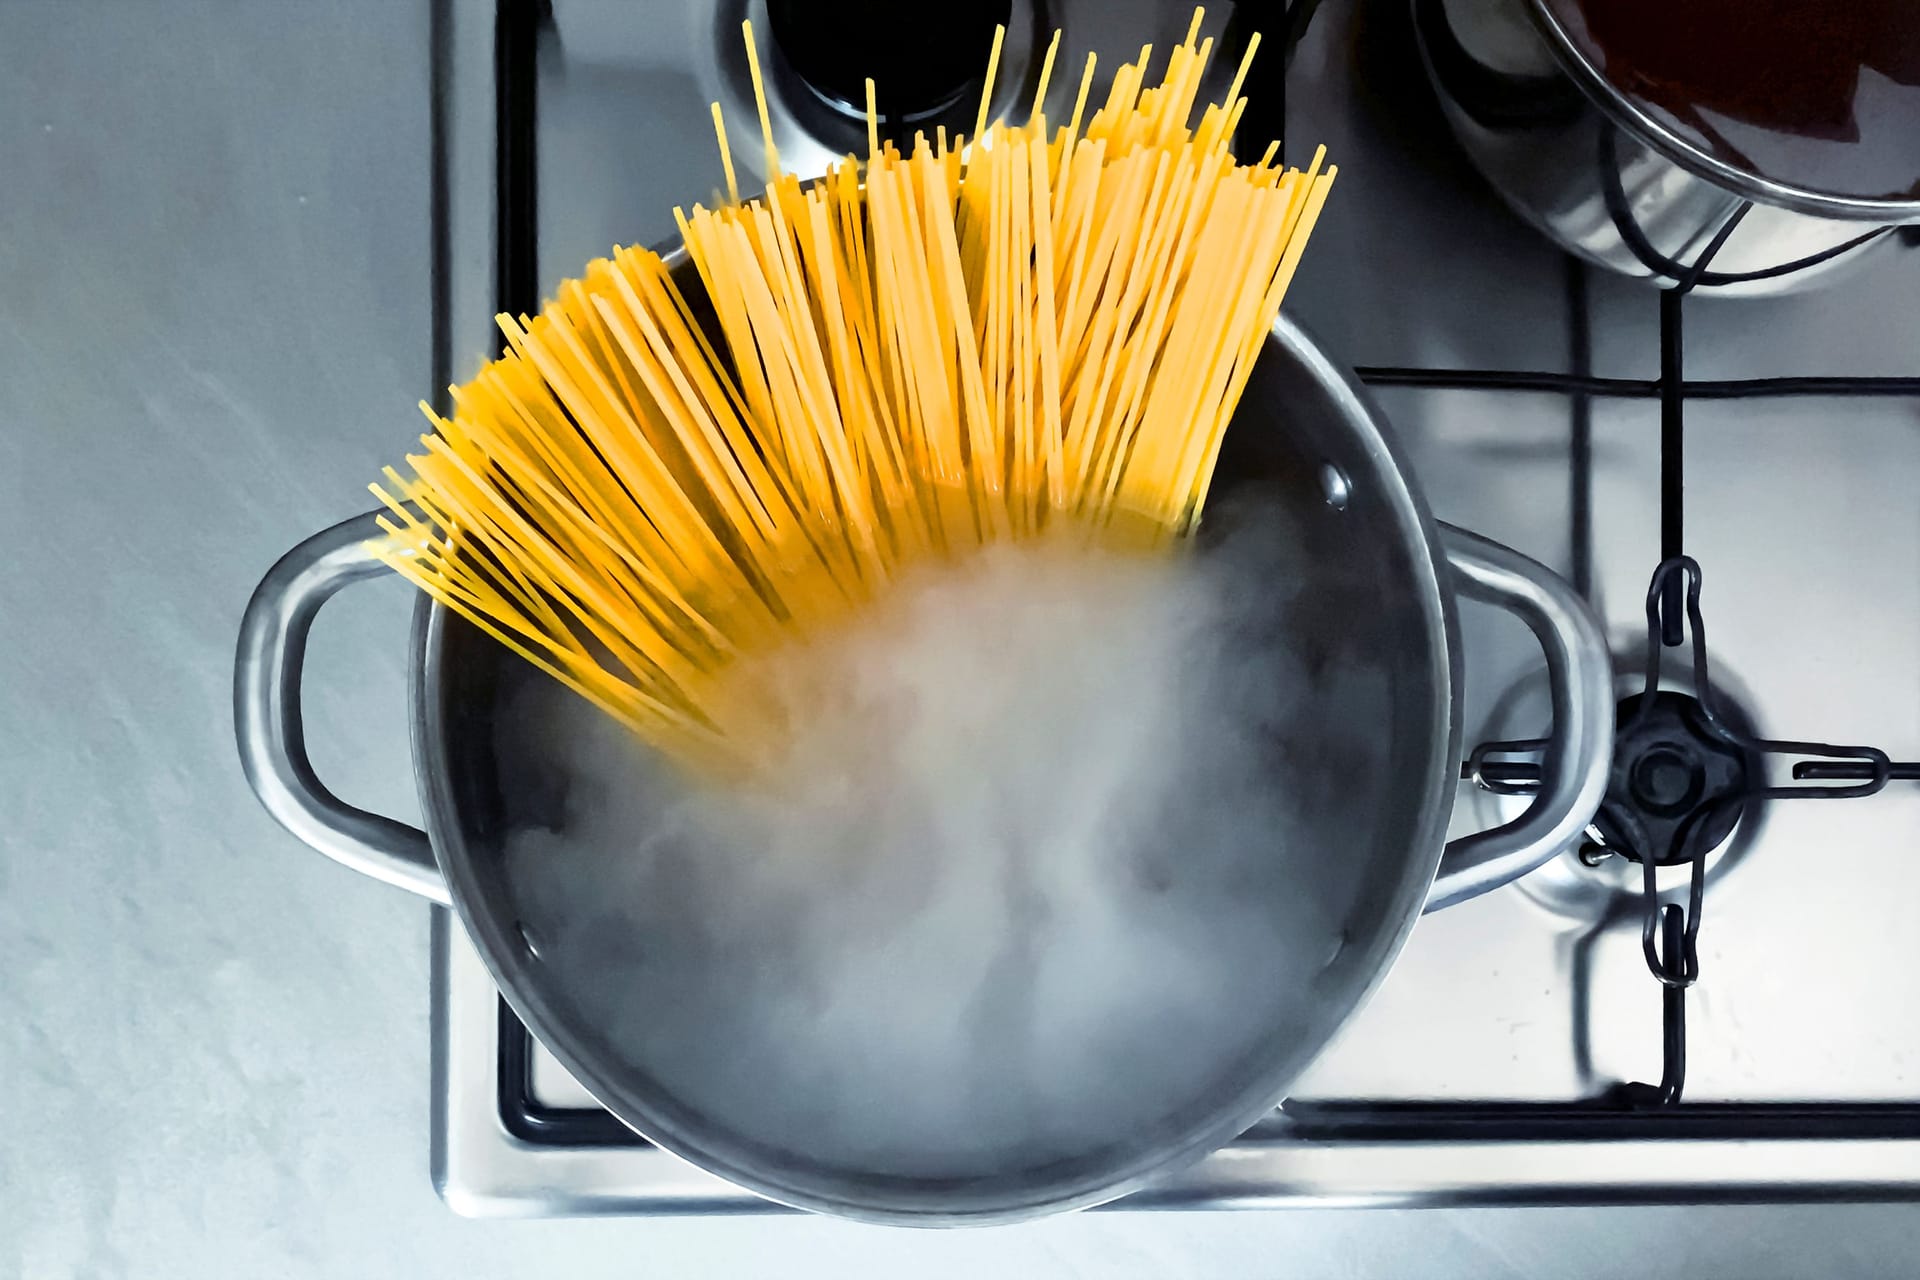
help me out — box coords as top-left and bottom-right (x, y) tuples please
(235, 509), (450, 906)
(1425, 525), (1612, 912)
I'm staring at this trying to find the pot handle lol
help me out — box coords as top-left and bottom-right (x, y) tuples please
(1425, 525), (1612, 912)
(235, 509), (450, 906)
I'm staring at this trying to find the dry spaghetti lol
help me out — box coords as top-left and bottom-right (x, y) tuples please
(369, 11), (1335, 770)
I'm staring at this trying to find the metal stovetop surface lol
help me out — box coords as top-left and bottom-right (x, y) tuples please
(432, 0), (1920, 1214)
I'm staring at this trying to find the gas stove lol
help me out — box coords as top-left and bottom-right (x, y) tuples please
(429, 0), (1920, 1214)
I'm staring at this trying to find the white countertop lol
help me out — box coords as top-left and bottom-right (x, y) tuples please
(3, 1), (1917, 1275)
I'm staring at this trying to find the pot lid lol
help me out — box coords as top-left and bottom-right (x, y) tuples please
(1532, 0), (1920, 219)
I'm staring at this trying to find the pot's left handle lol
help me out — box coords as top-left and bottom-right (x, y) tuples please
(1426, 525), (1613, 913)
(235, 509), (450, 905)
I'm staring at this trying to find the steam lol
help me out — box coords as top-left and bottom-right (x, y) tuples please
(495, 516), (1345, 1182)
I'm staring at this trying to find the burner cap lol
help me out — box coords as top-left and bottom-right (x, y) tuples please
(767, 0), (1012, 126)
(1594, 690), (1753, 865)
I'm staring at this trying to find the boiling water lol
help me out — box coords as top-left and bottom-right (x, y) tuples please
(493, 519), (1355, 1181)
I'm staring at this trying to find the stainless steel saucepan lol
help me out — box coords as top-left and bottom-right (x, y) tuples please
(1416, 0), (1920, 295)
(236, 267), (1612, 1223)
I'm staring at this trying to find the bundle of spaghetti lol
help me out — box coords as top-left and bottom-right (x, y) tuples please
(369, 10), (1335, 772)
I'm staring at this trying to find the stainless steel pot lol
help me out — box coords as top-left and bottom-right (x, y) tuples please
(236, 307), (1612, 1224)
(1416, 0), (1920, 295)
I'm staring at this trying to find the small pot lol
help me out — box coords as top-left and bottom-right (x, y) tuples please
(1416, 0), (1920, 295)
(236, 301), (1612, 1224)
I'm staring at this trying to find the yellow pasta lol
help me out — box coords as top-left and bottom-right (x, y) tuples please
(371, 11), (1336, 772)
